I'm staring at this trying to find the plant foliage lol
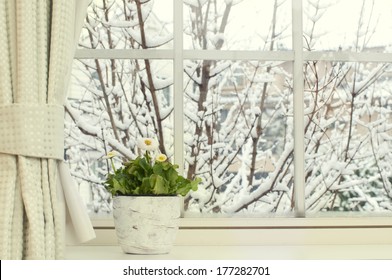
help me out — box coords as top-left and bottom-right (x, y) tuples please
(104, 139), (200, 196)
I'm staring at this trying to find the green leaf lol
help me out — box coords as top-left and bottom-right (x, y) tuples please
(167, 167), (178, 185)
(176, 177), (201, 196)
(150, 174), (166, 194)
(113, 178), (127, 195)
(141, 177), (151, 194)
(139, 157), (151, 172)
(153, 162), (163, 175)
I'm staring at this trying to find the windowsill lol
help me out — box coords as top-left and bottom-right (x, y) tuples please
(66, 244), (392, 260)
(73, 217), (392, 259)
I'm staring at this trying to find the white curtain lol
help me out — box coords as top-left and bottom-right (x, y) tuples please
(0, 0), (93, 259)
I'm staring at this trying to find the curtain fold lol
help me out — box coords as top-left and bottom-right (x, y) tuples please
(0, 0), (91, 260)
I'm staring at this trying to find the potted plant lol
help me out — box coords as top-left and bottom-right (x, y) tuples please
(104, 138), (200, 254)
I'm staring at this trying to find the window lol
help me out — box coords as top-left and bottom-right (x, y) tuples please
(66, 0), (392, 221)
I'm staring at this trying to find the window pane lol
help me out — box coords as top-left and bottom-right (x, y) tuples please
(183, 60), (294, 215)
(183, 0), (292, 50)
(304, 61), (392, 213)
(303, 0), (392, 52)
(78, 0), (173, 49)
(66, 59), (174, 214)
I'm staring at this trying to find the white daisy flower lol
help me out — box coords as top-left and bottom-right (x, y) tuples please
(156, 154), (167, 162)
(137, 137), (159, 151)
(103, 151), (117, 159)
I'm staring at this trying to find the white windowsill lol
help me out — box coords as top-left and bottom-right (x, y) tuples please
(66, 245), (392, 260)
(87, 217), (392, 246)
(73, 216), (392, 259)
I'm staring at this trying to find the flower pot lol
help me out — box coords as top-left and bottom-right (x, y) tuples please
(112, 196), (181, 254)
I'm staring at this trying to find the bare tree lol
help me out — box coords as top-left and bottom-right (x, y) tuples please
(66, 0), (392, 215)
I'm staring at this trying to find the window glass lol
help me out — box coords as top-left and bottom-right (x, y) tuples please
(303, 0), (392, 52)
(78, 0), (173, 49)
(183, 60), (294, 215)
(304, 61), (392, 213)
(183, 0), (292, 50)
(66, 58), (174, 214)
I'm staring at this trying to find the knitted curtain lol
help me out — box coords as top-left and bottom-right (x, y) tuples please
(0, 0), (89, 259)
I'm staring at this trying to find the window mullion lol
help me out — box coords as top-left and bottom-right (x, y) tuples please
(293, 0), (305, 217)
(304, 51), (392, 62)
(183, 50), (294, 61)
(74, 48), (174, 59)
(174, 0), (184, 174)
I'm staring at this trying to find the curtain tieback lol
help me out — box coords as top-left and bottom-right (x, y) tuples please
(0, 103), (64, 160)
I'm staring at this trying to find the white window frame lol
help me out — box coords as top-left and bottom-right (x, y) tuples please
(73, 0), (392, 246)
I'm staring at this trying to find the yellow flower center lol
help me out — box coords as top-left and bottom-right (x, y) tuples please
(156, 154), (167, 162)
(107, 151), (116, 158)
(144, 139), (152, 146)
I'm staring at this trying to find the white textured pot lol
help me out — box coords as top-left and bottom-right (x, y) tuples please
(112, 196), (181, 254)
